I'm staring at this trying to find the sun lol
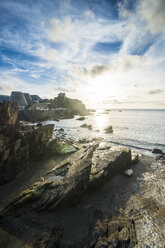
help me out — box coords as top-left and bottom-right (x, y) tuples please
(87, 72), (118, 106)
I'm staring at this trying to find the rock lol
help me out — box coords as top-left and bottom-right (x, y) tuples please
(33, 124), (54, 143)
(37, 122), (42, 127)
(58, 128), (64, 132)
(123, 169), (133, 177)
(2, 145), (96, 213)
(78, 138), (90, 144)
(104, 125), (113, 133)
(0, 134), (4, 147)
(2, 145), (132, 212)
(98, 142), (111, 150)
(0, 123), (54, 185)
(2, 148), (10, 161)
(48, 138), (78, 154)
(76, 116), (85, 121)
(131, 152), (139, 164)
(89, 147), (131, 189)
(80, 123), (92, 130)
(152, 148), (163, 154)
(0, 102), (19, 125)
(12, 138), (22, 154)
(0, 228), (36, 248)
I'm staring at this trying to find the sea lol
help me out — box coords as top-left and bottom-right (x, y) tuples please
(43, 109), (165, 155)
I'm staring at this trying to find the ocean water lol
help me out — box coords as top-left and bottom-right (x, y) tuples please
(43, 109), (165, 154)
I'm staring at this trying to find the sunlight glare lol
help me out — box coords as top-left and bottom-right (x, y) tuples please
(95, 113), (108, 131)
(87, 73), (117, 105)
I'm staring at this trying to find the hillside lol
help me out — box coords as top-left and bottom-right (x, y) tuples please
(29, 96), (89, 116)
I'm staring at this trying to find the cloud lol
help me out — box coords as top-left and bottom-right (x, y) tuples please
(0, 0), (165, 108)
(83, 64), (108, 76)
(48, 17), (73, 42)
(81, 54), (144, 78)
(0, 83), (14, 95)
(54, 84), (77, 93)
(149, 89), (163, 95)
(84, 10), (95, 20)
(140, 0), (165, 35)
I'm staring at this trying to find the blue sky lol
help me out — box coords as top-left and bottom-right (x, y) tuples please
(0, 0), (165, 108)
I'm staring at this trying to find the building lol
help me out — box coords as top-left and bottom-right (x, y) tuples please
(58, 93), (66, 98)
(24, 93), (33, 105)
(10, 91), (28, 106)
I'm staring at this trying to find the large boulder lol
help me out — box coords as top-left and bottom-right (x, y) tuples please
(89, 147), (131, 189)
(152, 148), (163, 154)
(0, 102), (19, 125)
(2, 144), (132, 212)
(0, 123), (54, 185)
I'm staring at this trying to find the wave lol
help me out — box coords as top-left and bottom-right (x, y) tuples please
(104, 140), (153, 152)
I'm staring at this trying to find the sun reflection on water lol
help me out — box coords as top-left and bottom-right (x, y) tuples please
(94, 113), (108, 131)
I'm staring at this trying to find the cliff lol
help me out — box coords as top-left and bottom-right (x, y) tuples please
(49, 96), (89, 116)
(29, 96), (89, 115)
(0, 102), (54, 184)
(18, 96), (89, 122)
(0, 102), (19, 125)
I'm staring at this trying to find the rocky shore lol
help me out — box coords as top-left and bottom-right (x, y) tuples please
(0, 102), (77, 184)
(0, 102), (165, 248)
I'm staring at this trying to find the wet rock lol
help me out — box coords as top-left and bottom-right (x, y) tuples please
(48, 138), (78, 154)
(123, 169), (133, 177)
(37, 122), (42, 127)
(152, 148), (163, 154)
(58, 128), (64, 132)
(76, 116), (85, 121)
(104, 126), (113, 133)
(131, 152), (139, 164)
(80, 123), (92, 130)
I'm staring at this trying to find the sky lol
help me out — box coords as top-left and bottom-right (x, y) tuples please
(0, 0), (165, 109)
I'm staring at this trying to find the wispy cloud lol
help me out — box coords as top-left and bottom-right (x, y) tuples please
(0, 0), (165, 108)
